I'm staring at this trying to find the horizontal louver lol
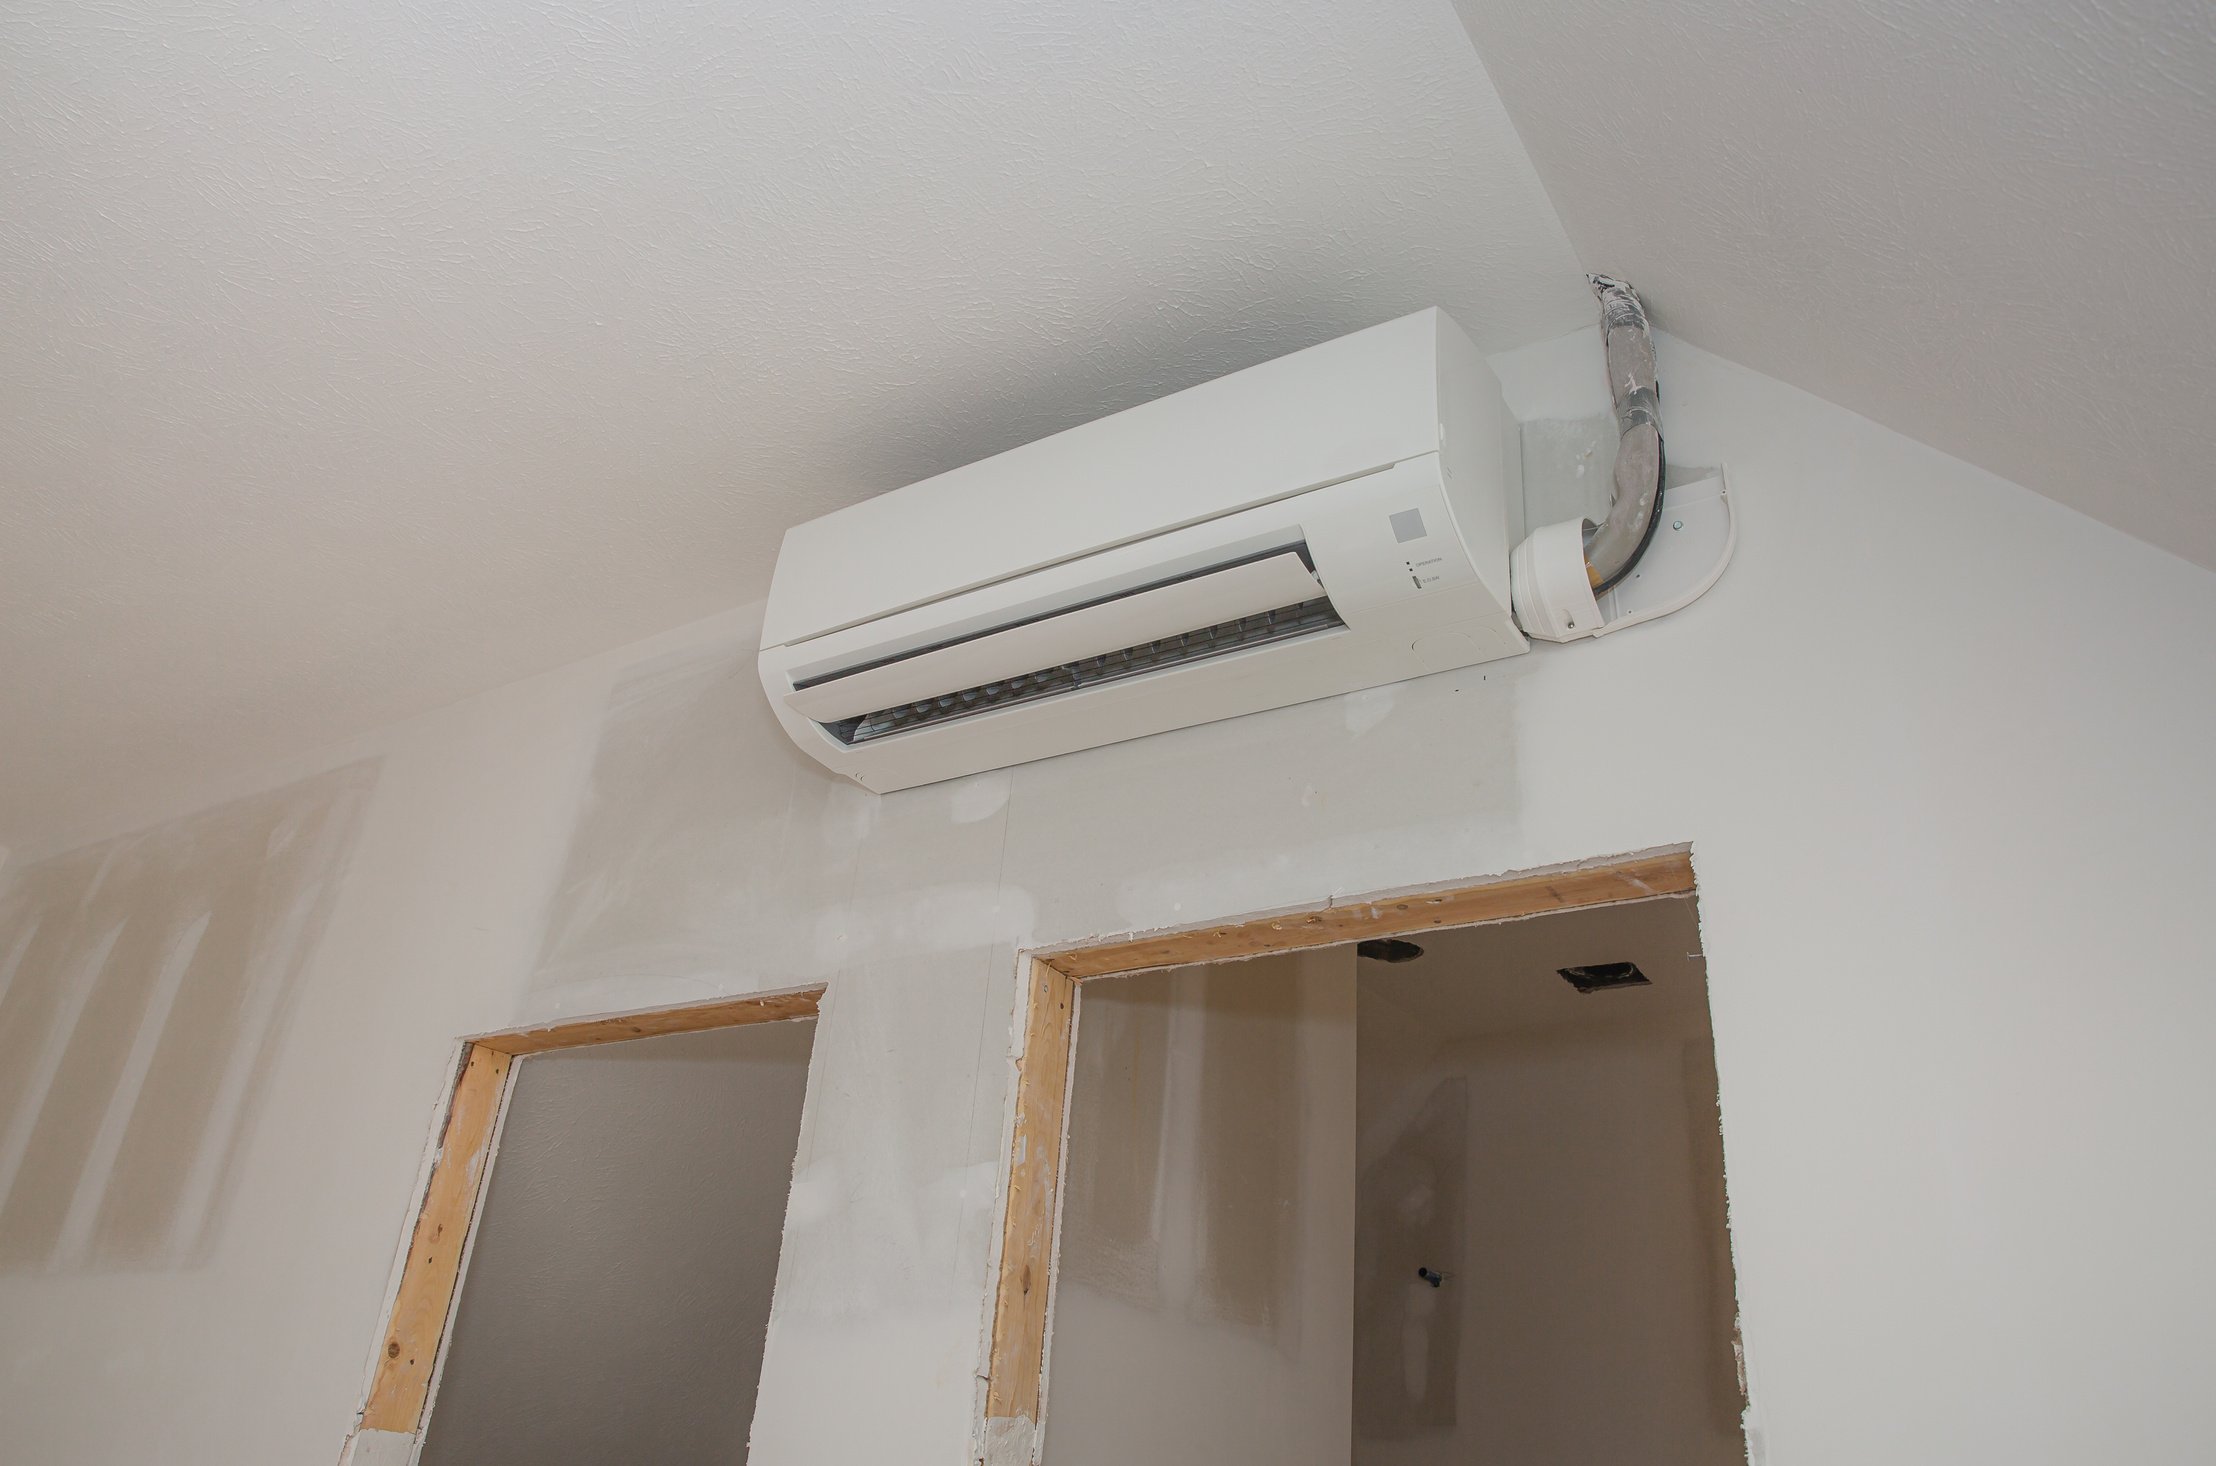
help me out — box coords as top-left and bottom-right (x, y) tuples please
(824, 595), (1344, 744)
(784, 544), (1337, 731)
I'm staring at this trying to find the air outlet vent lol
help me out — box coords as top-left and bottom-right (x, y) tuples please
(824, 596), (1344, 745)
(1557, 961), (1650, 994)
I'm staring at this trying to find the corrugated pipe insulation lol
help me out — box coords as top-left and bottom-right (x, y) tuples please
(1509, 273), (1696, 642)
(1582, 273), (1666, 594)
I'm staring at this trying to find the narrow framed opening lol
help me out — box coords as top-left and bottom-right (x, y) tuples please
(980, 848), (1743, 1464)
(341, 985), (824, 1462)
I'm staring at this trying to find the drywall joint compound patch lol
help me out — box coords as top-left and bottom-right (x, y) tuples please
(980, 1411), (1037, 1466)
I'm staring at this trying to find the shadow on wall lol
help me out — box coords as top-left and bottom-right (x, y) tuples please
(0, 762), (377, 1273)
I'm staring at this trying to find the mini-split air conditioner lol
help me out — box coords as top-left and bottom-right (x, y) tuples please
(760, 309), (1531, 792)
(753, 307), (1533, 792)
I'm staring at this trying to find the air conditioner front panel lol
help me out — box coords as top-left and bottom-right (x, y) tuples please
(784, 547), (1325, 724)
(759, 450), (1524, 791)
(778, 597), (1519, 793)
(760, 311), (1455, 648)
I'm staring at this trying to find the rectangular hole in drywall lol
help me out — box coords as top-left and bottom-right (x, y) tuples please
(415, 1016), (817, 1466)
(1043, 890), (1745, 1465)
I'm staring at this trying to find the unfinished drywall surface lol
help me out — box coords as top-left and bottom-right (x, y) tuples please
(1352, 1073), (1464, 1443)
(1046, 950), (1353, 1465)
(1354, 897), (1742, 1466)
(526, 644), (865, 1020)
(2, 327), (2214, 1465)
(0, 763), (374, 1273)
(417, 1020), (814, 1466)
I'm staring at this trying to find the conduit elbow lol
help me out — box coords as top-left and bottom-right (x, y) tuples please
(1511, 274), (1670, 642)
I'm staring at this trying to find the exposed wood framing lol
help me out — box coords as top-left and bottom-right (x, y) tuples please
(977, 848), (1696, 1460)
(983, 959), (1078, 1433)
(360, 1043), (511, 1433)
(470, 985), (823, 1056)
(348, 982), (828, 1451)
(352, 853), (1697, 1460)
(1041, 849), (1694, 979)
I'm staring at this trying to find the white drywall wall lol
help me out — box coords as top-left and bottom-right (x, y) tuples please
(1046, 951), (1354, 1466)
(415, 1020), (815, 1466)
(0, 327), (2212, 1466)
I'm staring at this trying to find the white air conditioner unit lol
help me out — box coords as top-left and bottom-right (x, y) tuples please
(759, 309), (1530, 792)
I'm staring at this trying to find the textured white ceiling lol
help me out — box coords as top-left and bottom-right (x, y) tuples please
(1452, 0), (2216, 569)
(0, 0), (1589, 841)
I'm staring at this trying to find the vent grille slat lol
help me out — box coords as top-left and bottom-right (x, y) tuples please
(822, 596), (1344, 745)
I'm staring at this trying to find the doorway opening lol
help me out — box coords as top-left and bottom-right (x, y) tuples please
(342, 986), (821, 1464)
(982, 850), (1744, 1464)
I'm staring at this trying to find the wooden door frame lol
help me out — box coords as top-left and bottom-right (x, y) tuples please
(338, 984), (825, 1464)
(976, 846), (1697, 1462)
(336, 847), (1696, 1465)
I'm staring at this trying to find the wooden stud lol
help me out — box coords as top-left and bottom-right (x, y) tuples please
(352, 853), (1695, 1460)
(361, 1043), (512, 1434)
(469, 985), (823, 1056)
(1042, 849), (1694, 980)
(982, 958), (1078, 1434)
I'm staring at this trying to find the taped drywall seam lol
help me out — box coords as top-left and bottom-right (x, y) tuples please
(0, 843), (127, 1227)
(168, 786), (364, 1259)
(0, 921), (125, 1217)
(54, 911), (212, 1264)
(165, 875), (329, 1258)
(0, 917), (39, 1021)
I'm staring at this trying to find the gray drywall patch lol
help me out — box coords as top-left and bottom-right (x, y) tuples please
(1192, 964), (1301, 1333)
(1353, 1076), (1466, 1439)
(1046, 950), (1355, 1465)
(1059, 976), (1172, 1307)
(1058, 963), (1308, 1332)
(526, 643), (861, 1010)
